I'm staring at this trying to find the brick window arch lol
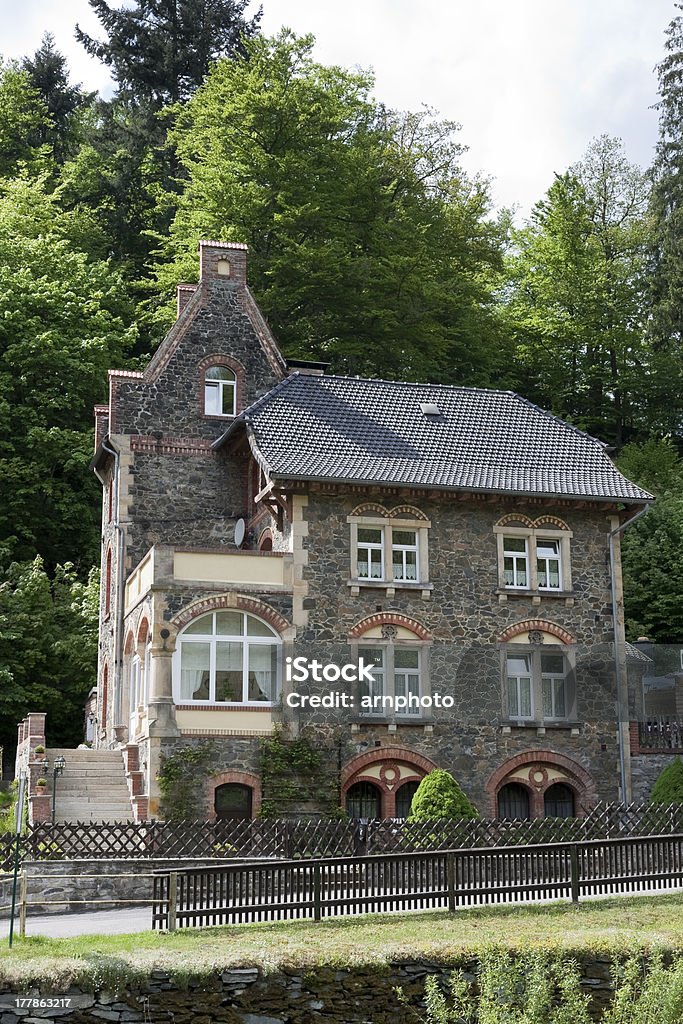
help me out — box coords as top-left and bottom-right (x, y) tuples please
(206, 770), (261, 819)
(485, 750), (596, 819)
(342, 746), (438, 818)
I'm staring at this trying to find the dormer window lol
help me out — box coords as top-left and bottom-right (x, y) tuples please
(204, 365), (236, 417)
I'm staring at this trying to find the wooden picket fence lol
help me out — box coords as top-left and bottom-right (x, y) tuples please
(3, 801), (683, 872)
(151, 832), (683, 930)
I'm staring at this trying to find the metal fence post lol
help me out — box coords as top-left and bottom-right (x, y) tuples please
(168, 872), (177, 932)
(570, 844), (580, 905)
(19, 872), (26, 939)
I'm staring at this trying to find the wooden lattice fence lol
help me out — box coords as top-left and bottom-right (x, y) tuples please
(2, 801), (683, 871)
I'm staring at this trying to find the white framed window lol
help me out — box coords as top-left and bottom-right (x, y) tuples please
(173, 611), (280, 705)
(357, 528), (384, 579)
(355, 635), (428, 719)
(348, 507), (430, 591)
(503, 642), (574, 723)
(204, 365), (236, 417)
(506, 652), (533, 719)
(503, 537), (528, 588)
(536, 539), (561, 590)
(391, 530), (419, 581)
(494, 521), (572, 594)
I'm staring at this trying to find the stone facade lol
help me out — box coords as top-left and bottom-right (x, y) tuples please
(90, 240), (647, 823)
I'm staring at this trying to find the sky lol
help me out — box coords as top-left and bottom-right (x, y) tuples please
(1, 0), (676, 217)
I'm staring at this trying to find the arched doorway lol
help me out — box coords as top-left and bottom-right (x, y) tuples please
(341, 744), (438, 818)
(544, 782), (575, 818)
(346, 781), (382, 819)
(395, 780), (420, 818)
(214, 783), (253, 820)
(497, 782), (531, 820)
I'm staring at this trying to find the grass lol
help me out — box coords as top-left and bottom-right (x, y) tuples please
(2, 894), (683, 991)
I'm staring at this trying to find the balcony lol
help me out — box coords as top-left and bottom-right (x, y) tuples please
(124, 544), (291, 614)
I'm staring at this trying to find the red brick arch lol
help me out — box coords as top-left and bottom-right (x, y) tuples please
(198, 353), (246, 417)
(348, 613), (431, 640)
(206, 770), (262, 820)
(498, 620), (576, 644)
(171, 594), (290, 635)
(485, 750), (597, 818)
(342, 745), (439, 817)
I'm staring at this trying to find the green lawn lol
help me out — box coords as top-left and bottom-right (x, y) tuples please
(2, 894), (683, 990)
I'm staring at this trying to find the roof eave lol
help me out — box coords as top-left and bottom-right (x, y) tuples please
(266, 471), (654, 505)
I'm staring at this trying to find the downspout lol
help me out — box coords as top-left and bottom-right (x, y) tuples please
(93, 436), (126, 748)
(609, 504), (650, 803)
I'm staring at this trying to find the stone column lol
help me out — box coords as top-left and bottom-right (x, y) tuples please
(147, 642), (179, 738)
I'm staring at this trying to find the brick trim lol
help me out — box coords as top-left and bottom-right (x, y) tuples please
(495, 513), (570, 531)
(348, 612), (431, 640)
(349, 502), (429, 521)
(498, 619), (576, 644)
(171, 594), (290, 634)
(175, 704), (272, 712)
(130, 436), (212, 456)
(484, 749), (596, 818)
(206, 770), (262, 820)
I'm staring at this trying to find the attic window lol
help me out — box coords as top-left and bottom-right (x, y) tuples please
(419, 402), (441, 416)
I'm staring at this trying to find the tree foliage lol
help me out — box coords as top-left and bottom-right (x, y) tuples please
(0, 61), (49, 179)
(0, 174), (134, 567)
(505, 137), (656, 447)
(408, 769), (478, 821)
(650, 757), (683, 803)
(0, 557), (99, 756)
(22, 34), (94, 163)
(619, 439), (683, 643)
(76, 0), (261, 105)
(156, 30), (508, 382)
(650, 2), (683, 384)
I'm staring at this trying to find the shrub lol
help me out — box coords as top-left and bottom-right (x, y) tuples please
(408, 769), (478, 821)
(650, 758), (683, 803)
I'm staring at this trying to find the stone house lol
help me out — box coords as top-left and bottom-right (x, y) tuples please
(90, 240), (654, 822)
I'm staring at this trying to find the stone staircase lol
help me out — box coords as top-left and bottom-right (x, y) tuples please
(48, 748), (135, 823)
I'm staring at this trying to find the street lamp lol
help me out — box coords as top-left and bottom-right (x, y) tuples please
(52, 755), (66, 824)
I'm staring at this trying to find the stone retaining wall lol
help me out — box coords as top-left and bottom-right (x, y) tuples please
(0, 955), (617, 1023)
(0, 860), (241, 919)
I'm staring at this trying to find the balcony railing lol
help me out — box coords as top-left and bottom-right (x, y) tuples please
(637, 718), (683, 751)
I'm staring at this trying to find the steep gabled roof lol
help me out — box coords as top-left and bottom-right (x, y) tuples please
(215, 374), (653, 503)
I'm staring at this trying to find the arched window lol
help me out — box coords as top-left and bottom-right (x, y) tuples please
(215, 783), (253, 820)
(204, 365), (236, 416)
(544, 783), (575, 818)
(346, 781), (382, 820)
(173, 610), (280, 705)
(497, 782), (530, 820)
(395, 780), (420, 819)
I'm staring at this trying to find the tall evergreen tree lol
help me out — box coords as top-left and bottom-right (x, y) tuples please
(75, 0), (261, 106)
(22, 34), (94, 163)
(650, 2), (683, 374)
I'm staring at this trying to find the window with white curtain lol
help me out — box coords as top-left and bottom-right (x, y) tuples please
(174, 611), (280, 704)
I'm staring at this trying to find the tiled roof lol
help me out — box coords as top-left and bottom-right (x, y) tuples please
(216, 374), (653, 503)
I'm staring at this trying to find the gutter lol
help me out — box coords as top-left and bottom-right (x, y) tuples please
(93, 436), (126, 748)
(609, 503), (651, 802)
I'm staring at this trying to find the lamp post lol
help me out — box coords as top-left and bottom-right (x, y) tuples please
(52, 755), (66, 824)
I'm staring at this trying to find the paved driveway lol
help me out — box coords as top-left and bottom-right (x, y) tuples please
(13, 906), (150, 938)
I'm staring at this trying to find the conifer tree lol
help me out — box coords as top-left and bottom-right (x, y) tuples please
(76, 0), (261, 105)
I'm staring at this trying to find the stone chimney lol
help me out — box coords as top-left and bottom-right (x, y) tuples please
(198, 240), (247, 288)
(176, 284), (197, 319)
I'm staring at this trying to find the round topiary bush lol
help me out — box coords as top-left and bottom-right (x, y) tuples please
(408, 769), (478, 820)
(650, 757), (683, 803)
